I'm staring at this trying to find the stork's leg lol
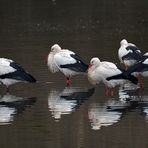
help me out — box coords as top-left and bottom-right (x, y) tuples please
(105, 85), (110, 96)
(66, 77), (72, 87)
(124, 64), (129, 70)
(136, 74), (144, 89)
(110, 88), (114, 97)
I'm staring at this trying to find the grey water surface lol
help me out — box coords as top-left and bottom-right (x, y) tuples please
(0, 0), (148, 148)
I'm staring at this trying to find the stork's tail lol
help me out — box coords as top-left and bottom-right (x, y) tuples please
(21, 72), (37, 83)
(0, 71), (36, 83)
(106, 73), (138, 85)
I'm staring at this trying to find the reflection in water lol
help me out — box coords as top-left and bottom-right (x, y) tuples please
(0, 0), (148, 147)
(0, 107), (15, 124)
(118, 83), (141, 101)
(139, 96), (148, 122)
(48, 87), (95, 121)
(119, 83), (148, 123)
(0, 94), (36, 125)
(88, 100), (126, 130)
(88, 83), (142, 130)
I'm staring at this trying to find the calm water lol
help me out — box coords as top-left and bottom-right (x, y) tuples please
(0, 0), (148, 148)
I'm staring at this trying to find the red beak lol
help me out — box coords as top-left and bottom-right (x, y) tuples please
(88, 64), (92, 68)
(87, 64), (92, 73)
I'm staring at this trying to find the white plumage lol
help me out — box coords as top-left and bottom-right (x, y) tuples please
(47, 44), (88, 86)
(0, 58), (15, 75)
(0, 58), (36, 91)
(118, 39), (142, 69)
(47, 49), (60, 73)
(87, 57), (138, 96)
(88, 57), (124, 86)
(126, 53), (148, 88)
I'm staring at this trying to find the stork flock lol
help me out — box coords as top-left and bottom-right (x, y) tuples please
(0, 39), (147, 96)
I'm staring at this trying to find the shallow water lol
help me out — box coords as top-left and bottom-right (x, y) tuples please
(0, 0), (148, 148)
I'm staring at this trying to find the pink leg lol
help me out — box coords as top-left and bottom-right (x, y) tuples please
(105, 86), (114, 97)
(136, 74), (144, 89)
(124, 64), (128, 70)
(66, 77), (72, 87)
(105, 85), (109, 96)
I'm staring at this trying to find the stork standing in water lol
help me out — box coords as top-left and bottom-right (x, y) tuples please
(118, 39), (142, 70)
(0, 58), (36, 92)
(47, 44), (88, 86)
(126, 52), (148, 89)
(87, 57), (138, 96)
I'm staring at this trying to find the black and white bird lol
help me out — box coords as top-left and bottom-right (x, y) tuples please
(126, 52), (148, 88)
(47, 44), (88, 86)
(118, 39), (142, 70)
(0, 58), (36, 92)
(87, 57), (138, 96)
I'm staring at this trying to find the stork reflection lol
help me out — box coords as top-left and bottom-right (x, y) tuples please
(88, 99), (127, 130)
(48, 87), (95, 121)
(88, 83), (142, 130)
(118, 83), (141, 101)
(0, 93), (36, 125)
(118, 83), (148, 124)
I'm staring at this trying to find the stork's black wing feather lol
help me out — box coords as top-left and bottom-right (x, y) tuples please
(126, 45), (140, 52)
(127, 61), (148, 74)
(60, 54), (88, 72)
(122, 50), (142, 61)
(10, 62), (25, 72)
(0, 71), (36, 82)
(106, 73), (138, 85)
(60, 88), (95, 108)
